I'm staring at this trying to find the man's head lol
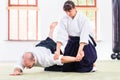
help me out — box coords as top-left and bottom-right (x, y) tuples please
(63, 0), (76, 18)
(22, 52), (35, 69)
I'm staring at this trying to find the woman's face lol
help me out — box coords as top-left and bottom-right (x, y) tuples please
(65, 8), (76, 18)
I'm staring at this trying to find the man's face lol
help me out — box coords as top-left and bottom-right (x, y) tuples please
(65, 8), (76, 18)
(23, 58), (35, 69)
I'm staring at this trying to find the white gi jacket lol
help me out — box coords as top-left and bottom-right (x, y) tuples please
(14, 47), (63, 71)
(57, 12), (93, 45)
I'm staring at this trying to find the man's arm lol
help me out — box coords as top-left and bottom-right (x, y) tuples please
(10, 56), (25, 76)
(61, 56), (80, 64)
(54, 42), (62, 60)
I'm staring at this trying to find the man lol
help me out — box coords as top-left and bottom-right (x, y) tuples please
(10, 22), (81, 76)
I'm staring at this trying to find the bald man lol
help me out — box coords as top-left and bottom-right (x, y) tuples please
(10, 22), (81, 76)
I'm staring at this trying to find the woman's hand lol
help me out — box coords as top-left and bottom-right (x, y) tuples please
(76, 50), (84, 61)
(76, 42), (86, 61)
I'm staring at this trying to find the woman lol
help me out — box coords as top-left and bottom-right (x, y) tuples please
(54, 0), (97, 72)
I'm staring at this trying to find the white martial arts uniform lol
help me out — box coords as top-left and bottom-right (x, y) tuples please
(57, 11), (93, 45)
(14, 47), (63, 71)
(56, 12), (97, 72)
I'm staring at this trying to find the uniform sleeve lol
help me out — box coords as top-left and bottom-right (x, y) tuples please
(56, 19), (68, 45)
(14, 56), (25, 71)
(79, 15), (90, 44)
(55, 55), (63, 65)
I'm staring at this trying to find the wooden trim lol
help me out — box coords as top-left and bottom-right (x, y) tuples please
(36, 0), (38, 6)
(8, 0), (10, 40)
(86, 0), (88, 6)
(27, 10), (29, 40)
(18, 0), (19, 40)
(8, 9), (10, 40)
(7, 6), (38, 10)
(75, 0), (96, 7)
(6, 39), (38, 42)
(76, 5), (96, 7)
(8, 0), (10, 6)
(95, 11), (97, 41)
(9, 5), (37, 7)
(36, 0), (38, 40)
(8, 0), (38, 40)
(36, 10), (38, 40)
(9, 0), (37, 6)
(27, 0), (28, 40)
(94, 0), (96, 7)
(76, 7), (98, 11)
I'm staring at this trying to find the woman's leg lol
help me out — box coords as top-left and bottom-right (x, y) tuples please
(76, 42), (97, 72)
(48, 22), (58, 39)
(63, 39), (79, 72)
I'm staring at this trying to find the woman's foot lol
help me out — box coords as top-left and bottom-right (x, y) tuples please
(91, 66), (97, 72)
(91, 63), (97, 72)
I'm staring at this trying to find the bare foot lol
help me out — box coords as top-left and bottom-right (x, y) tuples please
(50, 22), (58, 30)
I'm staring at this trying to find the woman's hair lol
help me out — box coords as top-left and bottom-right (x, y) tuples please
(63, 0), (75, 11)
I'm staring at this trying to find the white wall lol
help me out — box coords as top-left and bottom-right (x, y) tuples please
(0, 0), (67, 62)
(96, 0), (112, 60)
(0, 0), (113, 61)
(38, 0), (66, 40)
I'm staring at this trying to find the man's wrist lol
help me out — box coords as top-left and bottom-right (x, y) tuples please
(55, 51), (60, 55)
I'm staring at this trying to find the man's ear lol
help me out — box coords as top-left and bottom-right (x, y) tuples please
(33, 57), (35, 61)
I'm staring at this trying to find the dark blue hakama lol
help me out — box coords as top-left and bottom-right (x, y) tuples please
(63, 36), (97, 72)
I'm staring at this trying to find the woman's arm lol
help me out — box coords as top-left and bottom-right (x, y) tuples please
(76, 42), (86, 61)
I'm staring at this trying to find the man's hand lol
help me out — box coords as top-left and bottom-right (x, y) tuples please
(53, 51), (60, 60)
(76, 50), (84, 61)
(10, 68), (22, 76)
